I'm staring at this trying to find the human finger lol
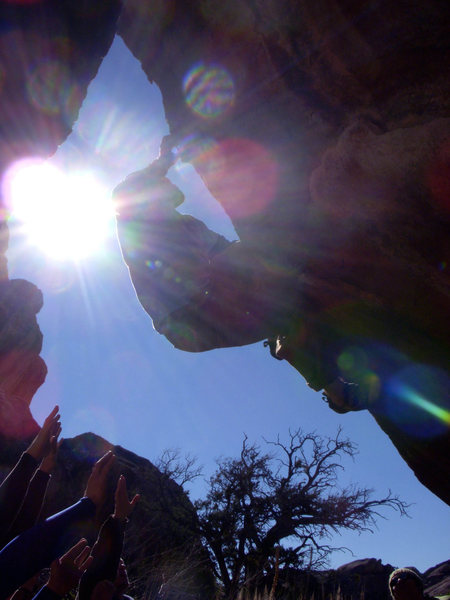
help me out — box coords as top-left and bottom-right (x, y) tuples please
(42, 417), (60, 441)
(94, 451), (115, 472)
(79, 554), (94, 573)
(98, 452), (116, 477)
(51, 421), (62, 439)
(130, 494), (140, 509)
(115, 474), (127, 498)
(61, 538), (88, 562)
(49, 436), (58, 454)
(73, 544), (92, 569)
(43, 406), (60, 429)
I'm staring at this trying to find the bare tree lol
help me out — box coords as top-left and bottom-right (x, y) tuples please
(193, 428), (409, 600)
(156, 447), (203, 487)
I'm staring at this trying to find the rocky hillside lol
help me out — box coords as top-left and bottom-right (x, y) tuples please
(0, 432), (215, 599)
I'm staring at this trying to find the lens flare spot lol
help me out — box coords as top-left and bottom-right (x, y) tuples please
(174, 134), (217, 168)
(198, 138), (279, 218)
(337, 346), (368, 377)
(337, 351), (354, 371)
(26, 60), (79, 116)
(40, 263), (76, 294)
(2, 158), (113, 260)
(386, 365), (450, 437)
(69, 409), (116, 455)
(403, 389), (450, 425)
(183, 62), (235, 119)
(362, 371), (381, 403)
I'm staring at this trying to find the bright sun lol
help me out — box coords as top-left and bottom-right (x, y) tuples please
(2, 158), (113, 260)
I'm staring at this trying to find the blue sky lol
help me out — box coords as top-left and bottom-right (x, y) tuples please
(6, 37), (449, 571)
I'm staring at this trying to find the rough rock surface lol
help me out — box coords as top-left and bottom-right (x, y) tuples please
(0, 432), (215, 599)
(0, 0), (121, 174)
(424, 561), (450, 599)
(0, 274), (46, 440)
(116, 1), (450, 504)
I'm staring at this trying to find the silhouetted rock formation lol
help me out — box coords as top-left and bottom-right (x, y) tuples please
(257, 558), (450, 600)
(0, 276), (46, 440)
(117, 1), (450, 504)
(0, 1), (448, 505)
(424, 561), (450, 599)
(0, 0), (121, 174)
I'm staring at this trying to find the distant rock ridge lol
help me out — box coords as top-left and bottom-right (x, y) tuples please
(257, 558), (450, 600)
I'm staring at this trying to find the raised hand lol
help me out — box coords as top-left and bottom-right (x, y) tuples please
(40, 437), (63, 474)
(113, 475), (140, 521)
(46, 538), (93, 597)
(114, 558), (130, 594)
(84, 451), (116, 508)
(27, 406), (61, 462)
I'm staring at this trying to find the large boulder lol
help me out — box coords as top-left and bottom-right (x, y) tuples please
(116, 1), (450, 504)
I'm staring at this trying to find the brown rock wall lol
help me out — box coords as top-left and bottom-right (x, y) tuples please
(118, 1), (450, 504)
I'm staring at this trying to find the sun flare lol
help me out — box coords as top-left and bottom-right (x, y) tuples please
(2, 158), (113, 260)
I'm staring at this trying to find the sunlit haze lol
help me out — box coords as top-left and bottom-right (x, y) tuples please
(3, 158), (113, 260)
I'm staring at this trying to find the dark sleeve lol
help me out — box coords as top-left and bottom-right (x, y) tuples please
(31, 587), (61, 600)
(0, 453), (39, 545)
(78, 516), (126, 600)
(7, 470), (51, 542)
(0, 497), (96, 600)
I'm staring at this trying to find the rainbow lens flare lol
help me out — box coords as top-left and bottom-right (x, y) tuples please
(183, 62), (235, 119)
(386, 365), (450, 437)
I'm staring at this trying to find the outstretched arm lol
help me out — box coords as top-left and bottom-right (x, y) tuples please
(7, 434), (62, 544)
(0, 498), (95, 600)
(0, 406), (60, 545)
(31, 538), (93, 600)
(0, 452), (115, 600)
(78, 475), (139, 600)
